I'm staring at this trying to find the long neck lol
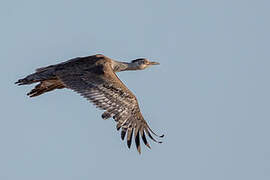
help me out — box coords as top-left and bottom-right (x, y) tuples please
(111, 61), (139, 72)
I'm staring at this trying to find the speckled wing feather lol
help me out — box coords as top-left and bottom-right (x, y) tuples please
(54, 55), (163, 153)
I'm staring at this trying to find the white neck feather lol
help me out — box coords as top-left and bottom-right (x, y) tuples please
(111, 61), (140, 72)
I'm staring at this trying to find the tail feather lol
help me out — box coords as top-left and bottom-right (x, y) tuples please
(27, 80), (65, 97)
(15, 65), (56, 85)
(15, 74), (41, 85)
(16, 65), (64, 97)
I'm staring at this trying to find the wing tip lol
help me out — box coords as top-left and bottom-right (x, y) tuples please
(137, 147), (141, 154)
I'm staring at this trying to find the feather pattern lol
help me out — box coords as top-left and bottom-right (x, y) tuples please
(16, 54), (163, 153)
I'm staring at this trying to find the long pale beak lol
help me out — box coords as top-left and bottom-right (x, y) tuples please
(148, 61), (160, 65)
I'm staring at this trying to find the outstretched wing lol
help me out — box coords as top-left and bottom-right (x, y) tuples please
(55, 55), (163, 153)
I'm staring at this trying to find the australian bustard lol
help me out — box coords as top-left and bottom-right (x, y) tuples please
(16, 54), (163, 154)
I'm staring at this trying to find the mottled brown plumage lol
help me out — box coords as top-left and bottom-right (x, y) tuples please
(16, 54), (163, 154)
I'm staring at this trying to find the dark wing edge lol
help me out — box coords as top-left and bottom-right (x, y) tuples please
(117, 112), (164, 154)
(55, 58), (164, 153)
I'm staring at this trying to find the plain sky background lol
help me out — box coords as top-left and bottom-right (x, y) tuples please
(1, 0), (270, 179)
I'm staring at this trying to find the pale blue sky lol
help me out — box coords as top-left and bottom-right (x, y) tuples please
(1, 0), (270, 179)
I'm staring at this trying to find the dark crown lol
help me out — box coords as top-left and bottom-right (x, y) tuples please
(131, 58), (146, 63)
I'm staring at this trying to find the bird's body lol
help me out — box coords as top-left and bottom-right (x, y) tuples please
(16, 54), (163, 153)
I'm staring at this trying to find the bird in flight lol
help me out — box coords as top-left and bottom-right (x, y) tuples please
(16, 54), (163, 154)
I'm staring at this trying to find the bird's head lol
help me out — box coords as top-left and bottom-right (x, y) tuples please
(131, 58), (160, 70)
